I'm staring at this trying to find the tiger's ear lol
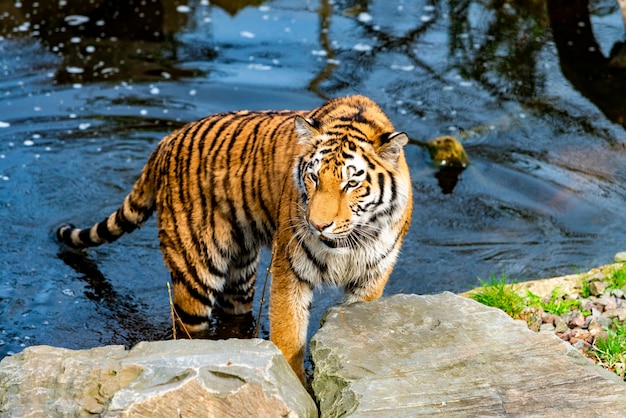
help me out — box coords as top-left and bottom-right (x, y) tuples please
(294, 116), (321, 147)
(378, 131), (409, 163)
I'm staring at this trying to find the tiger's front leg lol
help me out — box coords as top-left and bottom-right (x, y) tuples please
(343, 268), (392, 305)
(269, 252), (314, 384)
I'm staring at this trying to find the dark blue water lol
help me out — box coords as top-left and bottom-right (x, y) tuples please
(1, 0), (625, 359)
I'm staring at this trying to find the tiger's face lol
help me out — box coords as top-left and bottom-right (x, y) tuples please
(293, 115), (409, 250)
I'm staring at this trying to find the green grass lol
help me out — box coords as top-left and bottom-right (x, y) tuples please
(469, 275), (580, 318)
(607, 265), (626, 290)
(594, 320), (626, 380)
(525, 287), (582, 316)
(470, 273), (526, 319)
(578, 278), (591, 298)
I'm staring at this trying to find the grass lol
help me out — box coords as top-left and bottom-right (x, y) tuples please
(470, 273), (526, 319)
(608, 266), (626, 290)
(525, 287), (582, 316)
(593, 320), (626, 380)
(469, 265), (626, 382)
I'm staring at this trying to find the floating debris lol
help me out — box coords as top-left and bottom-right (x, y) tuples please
(427, 136), (470, 168)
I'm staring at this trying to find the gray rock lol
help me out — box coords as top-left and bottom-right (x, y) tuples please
(0, 339), (316, 417)
(614, 251), (626, 263)
(554, 316), (569, 333)
(589, 280), (608, 297)
(310, 292), (626, 417)
(539, 323), (555, 333)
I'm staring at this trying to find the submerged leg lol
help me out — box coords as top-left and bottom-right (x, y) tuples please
(171, 270), (218, 331)
(160, 232), (227, 332)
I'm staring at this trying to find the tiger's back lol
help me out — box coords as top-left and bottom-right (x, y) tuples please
(57, 95), (413, 383)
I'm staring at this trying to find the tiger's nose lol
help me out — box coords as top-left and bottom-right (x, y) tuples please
(310, 220), (332, 232)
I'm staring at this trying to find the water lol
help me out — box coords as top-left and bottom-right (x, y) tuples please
(1, 0), (625, 360)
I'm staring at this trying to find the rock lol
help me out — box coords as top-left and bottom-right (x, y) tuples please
(554, 316), (569, 333)
(541, 313), (558, 325)
(616, 307), (626, 321)
(567, 312), (586, 328)
(539, 323), (556, 333)
(588, 318), (606, 336)
(589, 280), (608, 297)
(571, 340), (590, 351)
(310, 293), (626, 417)
(597, 295), (618, 311)
(614, 251), (626, 263)
(0, 339), (316, 417)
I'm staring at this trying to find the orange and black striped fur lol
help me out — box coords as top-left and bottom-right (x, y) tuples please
(57, 95), (413, 382)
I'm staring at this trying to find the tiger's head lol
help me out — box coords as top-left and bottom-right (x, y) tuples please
(292, 101), (410, 250)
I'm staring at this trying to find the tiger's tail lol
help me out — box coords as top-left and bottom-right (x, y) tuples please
(56, 152), (158, 250)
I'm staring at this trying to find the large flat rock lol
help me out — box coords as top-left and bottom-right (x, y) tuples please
(310, 292), (626, 417)
(0, 339), (316, 417)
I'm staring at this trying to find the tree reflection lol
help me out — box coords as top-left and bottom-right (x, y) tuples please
(1, 0), (624, 137)
(448, 0), (548, 100)
(0, 0), (215, 83)
(548, 0), (626, 128)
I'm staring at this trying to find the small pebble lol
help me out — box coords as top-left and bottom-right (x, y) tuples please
(567, 312), (586, 328)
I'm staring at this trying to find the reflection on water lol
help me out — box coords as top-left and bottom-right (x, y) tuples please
(548, 0), (626, 128)
(1, 0), (625, 361)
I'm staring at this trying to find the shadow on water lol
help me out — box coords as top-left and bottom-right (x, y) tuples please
(1, 0), (626, 362)
(56, 248), (172, 344)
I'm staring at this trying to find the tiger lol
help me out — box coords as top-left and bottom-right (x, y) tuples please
(56, 94), (413, 383)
